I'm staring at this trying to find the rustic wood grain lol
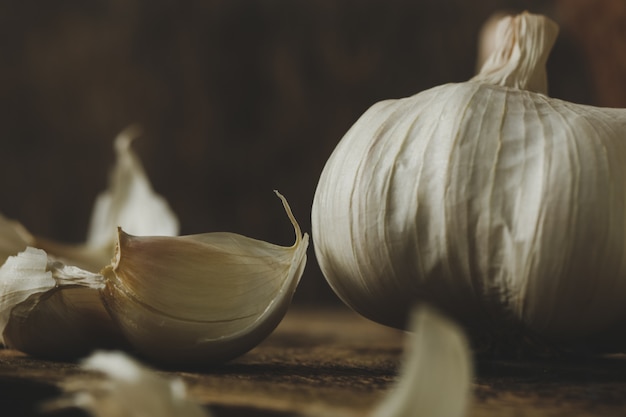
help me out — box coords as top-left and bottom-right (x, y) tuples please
(1, 306), (626, 417)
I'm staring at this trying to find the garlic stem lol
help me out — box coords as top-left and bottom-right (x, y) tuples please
(472, 11), (559, 94)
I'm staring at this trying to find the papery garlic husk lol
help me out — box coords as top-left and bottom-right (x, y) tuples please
(101, 191), (309, 365)
(312, 12), (626, 351)
(47, 351), (212, 417)
(0, 247), (127, 358)
(371, 305), (472, 417)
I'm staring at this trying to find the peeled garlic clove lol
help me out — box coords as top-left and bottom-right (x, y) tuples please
(312, 12), (626, 350)
(101, 191), (309, 365)
(48, 351), (212, 417)
(0, 247), (126, 358)
(371, 305), (472, 417)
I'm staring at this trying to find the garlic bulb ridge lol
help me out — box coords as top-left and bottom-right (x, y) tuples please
(312, 12), (626, 351)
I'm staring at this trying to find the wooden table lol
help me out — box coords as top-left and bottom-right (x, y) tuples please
(1, 305), (626, 417)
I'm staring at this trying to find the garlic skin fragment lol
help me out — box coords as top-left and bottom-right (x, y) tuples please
(371, 306), (472, 417)
(0, 247), (56, 344)
(0, 248), (126, 358)
(101, 191), (309, 365)
(49, 351), (212, 417)
(312, 12), (626, 349)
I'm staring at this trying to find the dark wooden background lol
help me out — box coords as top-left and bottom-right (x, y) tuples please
(0, 0), (624, 304)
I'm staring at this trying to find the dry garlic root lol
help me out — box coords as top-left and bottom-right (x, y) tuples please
(312, 12), (626, 352)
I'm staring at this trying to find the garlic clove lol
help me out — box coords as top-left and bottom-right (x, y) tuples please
(0, 247), (127, 358)
(47, 350), (212, 417)
(86, 125), (180, 249)
(101, 191), (309, 365)
(371, 305), (473, 417)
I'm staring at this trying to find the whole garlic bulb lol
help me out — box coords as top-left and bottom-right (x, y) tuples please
(312, 12), (626, 350)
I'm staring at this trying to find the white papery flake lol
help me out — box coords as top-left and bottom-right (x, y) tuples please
(50, 351), (212, 417)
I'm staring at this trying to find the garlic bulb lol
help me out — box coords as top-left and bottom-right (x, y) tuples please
(0, 247), (126, 358)
(101, 191), (309, 365)
(312, 12), (626, 350)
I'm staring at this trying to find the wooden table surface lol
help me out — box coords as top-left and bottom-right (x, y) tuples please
(1, 305), (626, 417)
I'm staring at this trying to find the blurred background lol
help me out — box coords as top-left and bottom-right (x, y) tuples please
(0, 0), (624, 304)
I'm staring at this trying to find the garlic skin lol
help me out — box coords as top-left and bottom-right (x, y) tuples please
(371, 306), (472, 417)
(48, 351), (212, 417)
(0, 248), (126, 358)
(86, 125), (180, 249)
(312, 12), (626, 349)
(101, 191), (309, 365)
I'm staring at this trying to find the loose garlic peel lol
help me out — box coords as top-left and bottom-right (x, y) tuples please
(47, 351), (212, 417)
(312, 12), (626, 351)
(0, 248), (126, 358)
(102, 191), (309, 365)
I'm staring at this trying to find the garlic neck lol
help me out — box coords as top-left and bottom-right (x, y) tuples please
(471, 11), (559, 95)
